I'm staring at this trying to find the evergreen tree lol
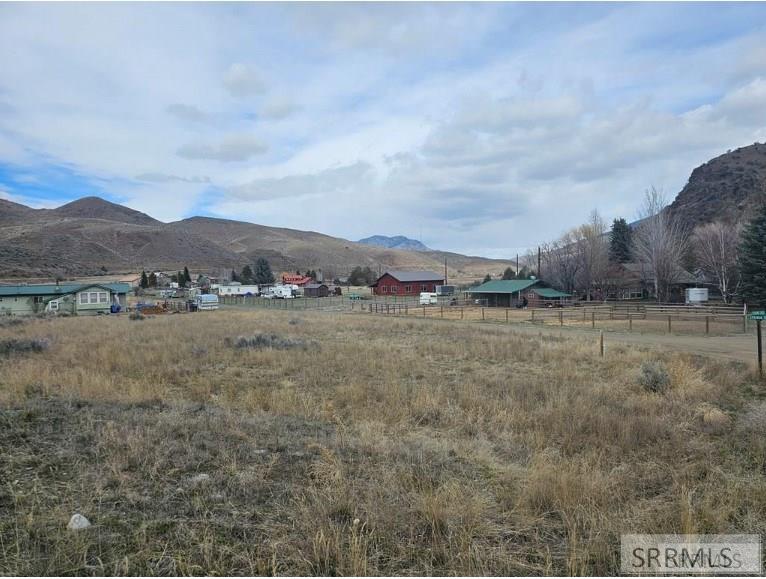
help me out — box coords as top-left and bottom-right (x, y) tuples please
(253, 258), (275, 284)
(502, 267), (516, 280)
(483, 274), (492, 283)
(148, 272), (157, 288)
(231, 269), (240, 283)
(609, 218), (633, 263)
(183, 266), (191, 284)
(739, 204), (766, 307)
(517, 266), (531, 279)
(240, 265), (254, 284)
(177, 271), (185, 287)
(140, 270), (149, 289)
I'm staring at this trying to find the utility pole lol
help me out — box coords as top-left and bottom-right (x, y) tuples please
(537, 246), (542, 279)
(516, 253), (519, 273)
(444, 257), (448, 285)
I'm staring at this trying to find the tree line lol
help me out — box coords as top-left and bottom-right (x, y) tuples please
(534, 186), (766, 305)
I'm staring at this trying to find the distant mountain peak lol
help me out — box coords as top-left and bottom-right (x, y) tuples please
(357, 235), (430, 251)
(53, 196), (161, 225)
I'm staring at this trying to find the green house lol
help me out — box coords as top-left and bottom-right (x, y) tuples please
(468, 279), (571, 307)
(0, 282), (131, 316)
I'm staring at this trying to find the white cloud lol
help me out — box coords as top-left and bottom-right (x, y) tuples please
(177, 134), (268, 162)
(223, 63), (267, 98)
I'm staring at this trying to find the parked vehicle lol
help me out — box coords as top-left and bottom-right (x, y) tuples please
(419, 292), (438, 305)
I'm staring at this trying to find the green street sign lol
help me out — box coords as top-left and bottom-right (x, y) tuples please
(749, 311), (766, 320)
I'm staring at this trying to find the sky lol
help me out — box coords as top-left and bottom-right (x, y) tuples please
(1, 2), (766, 258)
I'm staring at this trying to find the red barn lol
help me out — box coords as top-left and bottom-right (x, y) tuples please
(370, 270), (445, 296)
(282, 273), (313, 286)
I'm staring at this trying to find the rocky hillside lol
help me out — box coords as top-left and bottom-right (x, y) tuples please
(0, 197), (515, 280)
(669, 143), (766, 228)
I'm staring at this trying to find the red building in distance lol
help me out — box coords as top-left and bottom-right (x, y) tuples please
(370, 270), (445, 296)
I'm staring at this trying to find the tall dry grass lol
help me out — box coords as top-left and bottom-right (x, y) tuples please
(0, 310), (763, 575)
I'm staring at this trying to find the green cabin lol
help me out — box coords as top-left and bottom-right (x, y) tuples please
(0, 282), (130, 316)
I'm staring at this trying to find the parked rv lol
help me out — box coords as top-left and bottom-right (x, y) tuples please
(419, 292), (438, 305)
(195, 294), (219, 310)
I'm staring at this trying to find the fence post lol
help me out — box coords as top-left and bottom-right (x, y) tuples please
(706, 315), (710, 335)
(600, 330), (604, 357)
(591, 311), (595, 329)
(559, 310), (563, 326)
(667, 315), (672, 334)
(629, 314), (632, 332)
(482, 307), (485, 321)
(531, 309), (535, 322)
(423, 306), (426, 317)
(506, 309), (509, 323)
(744, 314), (747, 334)
(440, 306), (444, 318)
(461, 307), (464, 320)
(405, 304), (408, 316)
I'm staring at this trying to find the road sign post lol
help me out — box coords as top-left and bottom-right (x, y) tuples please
(748, 311), (766, 377)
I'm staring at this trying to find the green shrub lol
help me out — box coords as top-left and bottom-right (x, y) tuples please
(638, 360), (670, 393)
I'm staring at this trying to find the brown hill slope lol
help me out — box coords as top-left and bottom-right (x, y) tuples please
(52, 196), (161, 226)
(0, 198), (515, 280)
(669, 142), (766, 228)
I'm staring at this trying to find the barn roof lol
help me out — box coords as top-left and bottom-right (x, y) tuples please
(378, 270), (444, 282)
(0, 282), (131, 297)
(531, 287), (571, 298)
(468, 279), (539, 294)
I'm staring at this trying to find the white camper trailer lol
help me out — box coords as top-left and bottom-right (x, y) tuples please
(195, 294), (219, 310)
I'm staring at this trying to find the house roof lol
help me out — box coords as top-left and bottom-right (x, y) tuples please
(0, 282), (130, 297)
(531, 287), (571, 298)
(304, 283), (328, 289)
(468, 279), (539, 294)
(376, 270), (444, 283)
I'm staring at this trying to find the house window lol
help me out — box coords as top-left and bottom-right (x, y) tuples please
(405, 285), (412, 292)
(33, 296), (44, 304)
(381, 286), (388, 293)
(49, 300), (59, 311)
(391, 286), (398, 294)
(421, 284), (427, 291)
(99, 292), (108, 303)
(79, 293), (88, 305)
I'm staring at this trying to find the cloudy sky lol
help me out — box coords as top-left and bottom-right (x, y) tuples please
(1, 3), (765, 257)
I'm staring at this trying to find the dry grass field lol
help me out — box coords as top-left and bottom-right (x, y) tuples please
(1, 310), (765, 575)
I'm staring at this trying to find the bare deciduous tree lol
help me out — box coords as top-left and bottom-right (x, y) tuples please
(575, 210), (609, 301)
(541, 229), (582, 293)
(693, 221), (740, 303)
(632, 187), (690, 303)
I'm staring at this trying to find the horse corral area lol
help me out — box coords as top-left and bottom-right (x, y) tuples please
(220, 296), (750, 338)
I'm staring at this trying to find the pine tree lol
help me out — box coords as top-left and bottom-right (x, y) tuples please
(183, 266), (191, 284)
(177, 271), (185, 288)
(140, 270), (149, 289)
(609, 218), (633, 263)
(483, 274), (492, 283)
(148, 272), (157, 288)
(739, 204), (766, 307)
(240, 265), (254, 284)
(254, 258), (275, 284)
(502, 267), (516, 280)
(231, 269), (240, 283)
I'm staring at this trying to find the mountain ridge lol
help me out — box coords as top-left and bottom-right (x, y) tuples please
(0, 197), (516, 280)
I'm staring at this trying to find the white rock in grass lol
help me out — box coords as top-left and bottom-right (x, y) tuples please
(189, 473), (211, 486)
(67, 513), (91, 531)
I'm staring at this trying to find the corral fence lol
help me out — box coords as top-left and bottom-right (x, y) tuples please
(218, 294), (749, 337)
(360, 301), (750, 336)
